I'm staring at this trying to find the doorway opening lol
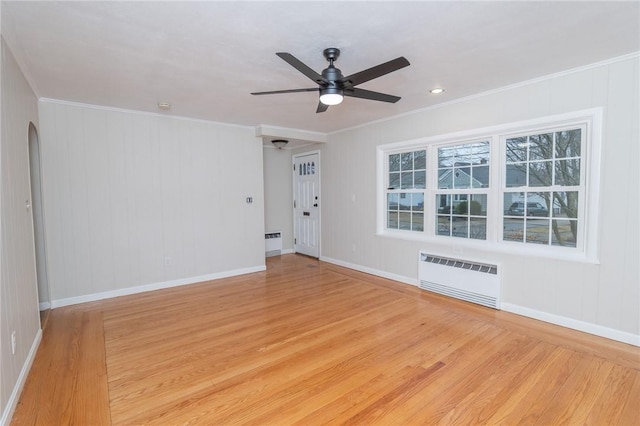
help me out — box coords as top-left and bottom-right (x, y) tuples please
(28, 122), (50, 312)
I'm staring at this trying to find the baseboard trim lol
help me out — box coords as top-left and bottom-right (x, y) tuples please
(502, 303), (640, 347)
(319, 257), (638, 347)
(50, 265), (266, 308)
(281, 248), (294, 255)
(39, 301), (51, 311)
(0, 329), (42, 426)
(320, 256), (418, 287)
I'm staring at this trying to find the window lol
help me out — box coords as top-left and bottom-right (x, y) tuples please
(377, 108), (600, 260)
(436, 142), (490, 240)
(502, 128), (583, 247)
(386, 150), (426, 231)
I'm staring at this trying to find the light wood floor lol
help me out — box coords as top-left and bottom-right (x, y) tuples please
(12, 254), (640, 425)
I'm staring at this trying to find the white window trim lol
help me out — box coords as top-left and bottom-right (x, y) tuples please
(376, 108), (603, 264)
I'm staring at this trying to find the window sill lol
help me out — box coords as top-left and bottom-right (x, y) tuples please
(376, 230), (600, 265)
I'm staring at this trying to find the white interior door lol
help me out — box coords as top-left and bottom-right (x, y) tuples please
(293, 152), (320, 258)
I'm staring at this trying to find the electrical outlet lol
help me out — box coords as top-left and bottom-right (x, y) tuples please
(164, 257), (172, 266)
(11, 331), (16, 355)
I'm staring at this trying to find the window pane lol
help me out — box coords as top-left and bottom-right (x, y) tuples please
(526, 192), (550, 217)
(473, 141), (490, 157)
(414, 170), (426, 189)
(401, 152), (413, 171)
(387, 193), (399, 211)
(412, 213), (424, 231)
(552, 219), (577, 247)
(525, 219), (550, 244)
(438, 146), (456, 168)
(529, 133), (553, 161)
(401, 172), (413, 189)
(389, 154), (400, 172)
(437, 216), (451, 236)
(411, 193), (424, 211)
(506, 137), (527, 163)
(503, 218), (524, 242)
(414, 150), (426, 170)
(453, 167), (471, 189)
(399, 193), (410, 210)
(388, 172), (400, 189)
(454, 199), (468, 215)
(470, 218), (486, 240)
(528, 162), (552, 186)
(438, 169), (452, 189)
(472, 165), (490, 188)
(506, 164), (527, 187)
(553, 191), (579, 219)
(505, 193), (523, 216)
(388, 211), (398, 229)
(399, 212), (411, 230)
(451, 217), (469, 238)
(507, 163), (527, 188)
(470, 194), (487, 216)
(555, 129), (581, 159)
(554, 159), (580, 186)
(437, 195), (451, 214)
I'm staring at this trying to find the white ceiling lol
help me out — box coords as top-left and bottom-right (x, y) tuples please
(2, 1), (639, 142)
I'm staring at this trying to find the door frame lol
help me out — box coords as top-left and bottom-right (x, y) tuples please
(292, 150), (321, 258)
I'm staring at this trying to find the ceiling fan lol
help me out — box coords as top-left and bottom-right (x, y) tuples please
(251, 48), (410, 113)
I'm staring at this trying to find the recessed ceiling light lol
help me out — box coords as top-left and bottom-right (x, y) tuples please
(157, 102), (171, 110)
(429, 88), (444, 94)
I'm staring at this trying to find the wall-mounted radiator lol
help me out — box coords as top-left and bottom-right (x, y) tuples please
(265, 232), (282, 257)
(418, 251), (501, 309)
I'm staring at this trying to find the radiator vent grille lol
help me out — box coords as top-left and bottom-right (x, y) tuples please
(265, 232), (282, 257)
(418, 251), (500, 309)
(422, 254), (497, 275)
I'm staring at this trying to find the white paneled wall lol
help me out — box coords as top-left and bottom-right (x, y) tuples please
(1, 39), (41, 423)
(263, 147), (293, 251)
(38, 101), (265, 304)
(316, 56), (639, 344)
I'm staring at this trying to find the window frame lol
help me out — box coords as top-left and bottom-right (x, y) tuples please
(376, 108), (602, 263)
(384, 148), (427, 232)
(435, 139), (492, 241)
(500, 125), (586, 250)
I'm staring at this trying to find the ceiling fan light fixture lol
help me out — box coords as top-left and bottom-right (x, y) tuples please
(271, 139), (289, 149)
(319, 87), (344, 105)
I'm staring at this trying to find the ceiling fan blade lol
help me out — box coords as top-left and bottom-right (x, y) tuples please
(340, 57), (410, 87)
(316, 101), (329, 113)
(344, 87), (401, 103)
(276, 52), (329, 84)
(251, 88), (318, 95)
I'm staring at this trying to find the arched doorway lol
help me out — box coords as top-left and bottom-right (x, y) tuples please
(28, 122), (50, 310)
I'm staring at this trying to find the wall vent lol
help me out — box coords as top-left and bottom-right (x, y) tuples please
(265, 232), (282, 257)
(418, 251), (500, 309)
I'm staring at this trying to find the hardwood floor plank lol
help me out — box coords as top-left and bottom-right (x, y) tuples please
(584, 364), (640, 425)
(11, 254), (640, 425)
(11, 307), (111, 425)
